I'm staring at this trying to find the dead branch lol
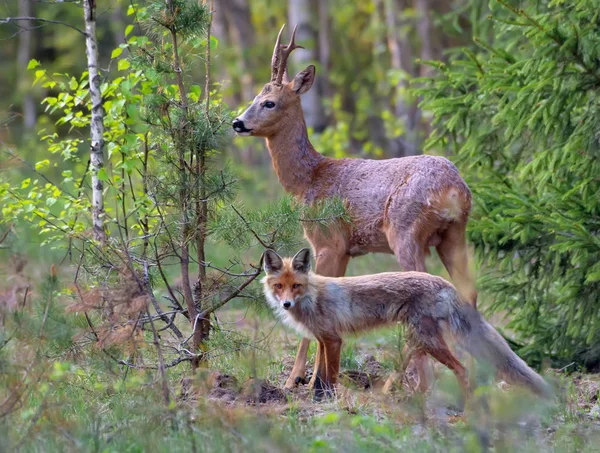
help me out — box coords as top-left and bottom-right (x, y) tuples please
(0, 16), (87, 36)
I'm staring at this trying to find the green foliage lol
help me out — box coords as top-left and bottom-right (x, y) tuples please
(418, 0), (600, 368)
(145, 0), (209, 38)
(211, 195), (348, 253)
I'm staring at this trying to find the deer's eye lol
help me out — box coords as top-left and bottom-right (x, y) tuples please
(264, 101), (276, 109)
(292, 284), (301, 289)
(274, 283), (283, 289)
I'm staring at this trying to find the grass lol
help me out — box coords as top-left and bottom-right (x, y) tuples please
(2, 285), (599, 452)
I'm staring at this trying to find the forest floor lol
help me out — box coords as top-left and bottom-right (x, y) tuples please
(174, 308), (600, 452)
(2, 286), (600, 452)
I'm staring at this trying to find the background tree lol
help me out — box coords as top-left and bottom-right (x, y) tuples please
(419, 0), (600, 369)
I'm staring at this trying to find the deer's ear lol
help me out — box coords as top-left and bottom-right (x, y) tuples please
(291, 248), (311, 273)
(263, 249), (283, 274)
(290, 65), (315, 95)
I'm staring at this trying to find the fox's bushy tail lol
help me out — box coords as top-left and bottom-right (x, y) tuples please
(449, 304), (552, 397)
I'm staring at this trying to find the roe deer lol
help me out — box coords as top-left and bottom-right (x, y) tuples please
(262, 248), (550, 399)
(233, 25), (477, 391)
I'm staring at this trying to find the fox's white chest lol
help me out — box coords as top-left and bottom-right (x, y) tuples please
(264, 292), (314, 338)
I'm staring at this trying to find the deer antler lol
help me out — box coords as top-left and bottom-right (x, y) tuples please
(270, 24), (286, 83)
(270, 24), (304, 85)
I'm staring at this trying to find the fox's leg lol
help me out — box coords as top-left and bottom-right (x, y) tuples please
(306, 249), (349, 390)
(414, 349), (434, 393)
(436, 220), (477, 308)
(284, 251), (348, 389)
(424, 340), (469, 398)
(417, 320), (469, 397)
(284, 338), (311, 388)
(314, 337), (342, 399)
(312, 340), (328, 398)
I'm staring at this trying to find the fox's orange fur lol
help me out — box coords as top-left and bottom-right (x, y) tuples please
(263, 249), (551, 399)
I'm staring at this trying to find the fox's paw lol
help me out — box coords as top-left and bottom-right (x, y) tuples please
(284, 373), (307, 389)
(313, 376), (336, 401)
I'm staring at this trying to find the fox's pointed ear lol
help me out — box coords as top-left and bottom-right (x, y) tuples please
(290, 65), (315, 95)
(263, 249), (283, 274)
(291, 248), (311, 273)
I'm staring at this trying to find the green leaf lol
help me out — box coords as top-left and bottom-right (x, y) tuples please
(33, 69), (46, 86)
(118, 59), (131, 71)
(125, 24), (134, 37)
(35, 160), (50, 171)
(111, 47), (123, 59)
(27, 59), (40, 70)
(210, 35), (218, 50)
(97, 168), (108, 181)
(122, 159), (137, 174)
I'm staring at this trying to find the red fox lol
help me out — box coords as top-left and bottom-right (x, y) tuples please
(262, 248), (551, 399)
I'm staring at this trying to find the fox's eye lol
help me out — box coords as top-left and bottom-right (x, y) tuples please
(264, 101), (275, 109)
(274, 283), (283, 289)
(292, 283), (301, 289)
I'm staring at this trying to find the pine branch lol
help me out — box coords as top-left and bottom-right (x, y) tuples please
(197, 258), (264, 321)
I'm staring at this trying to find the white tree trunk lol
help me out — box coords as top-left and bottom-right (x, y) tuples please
(83, 0), (106, 244)
(288, 0), (327, 131)
(17, 0), (36, 130)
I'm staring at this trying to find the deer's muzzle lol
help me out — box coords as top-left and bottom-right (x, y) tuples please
(232, 118), (253, 135)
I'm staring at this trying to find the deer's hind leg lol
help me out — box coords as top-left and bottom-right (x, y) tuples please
(436, 220), (478, 308)
(284, 247), (349, 389)
(385, 218), (435, 392)
(436, 220), (478, 388)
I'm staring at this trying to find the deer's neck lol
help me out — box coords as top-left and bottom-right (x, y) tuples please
(265, 119), (325, 197)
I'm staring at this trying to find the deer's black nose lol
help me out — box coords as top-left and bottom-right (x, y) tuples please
(283, 301), (291, 309)
(232, 118), (251, 133)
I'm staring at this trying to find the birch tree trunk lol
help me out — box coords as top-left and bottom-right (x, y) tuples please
(317, 0), (331, 101)
(384, 0), (419, 155)
(83, 0), (106, 244)
(224, 0), (255, 104)
(17, 0), (36, 131)
(415, 0), (434, 142)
